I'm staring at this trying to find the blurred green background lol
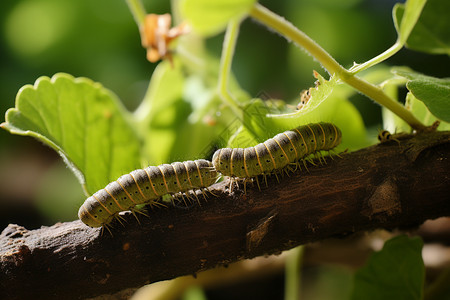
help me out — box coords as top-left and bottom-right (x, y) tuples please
(0, 0), (448, 230)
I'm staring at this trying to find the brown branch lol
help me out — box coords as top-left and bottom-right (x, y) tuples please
(1, 131), (450, 300)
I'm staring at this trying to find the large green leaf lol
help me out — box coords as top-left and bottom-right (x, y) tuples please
(180, 0), (257, 36)
(351, 235), (425, 300)
(227, 75), (367, 151)
(268, 74), (367, 151)
(406, 92), (450, 130)
(1, 73), (141, 195)
(135, 60), (236, 164)
(392, 0), (427, 45)
(394, 0), (450, 55)
(393, 69), (450, 123)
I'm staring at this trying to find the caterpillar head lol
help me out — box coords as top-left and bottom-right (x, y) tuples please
(212, 148), (232, 176)
(78, 194), (115, 228)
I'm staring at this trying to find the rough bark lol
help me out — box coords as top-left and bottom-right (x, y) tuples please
(1, 131), (449, 300)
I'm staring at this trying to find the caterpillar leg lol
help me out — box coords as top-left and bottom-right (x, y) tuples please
(273, 172), (280, 183)
(131, 206), (150, 219)
(129, 210), (141, 224)
(175, 193), (189, 206)
(306, 156), (317, 166)
(282, 167), (291, 177)
(335, 149), (347, 158)
(243, 179), (247, 194)
(313, 153), (323, 165)
(153, 199), (168, 208)
(204, 187), (217, 197)
(254, 176), (261, 191)
(185, 192), (197, 204)
(327, 150), (335, 160)
(228, 177), (234, 192)
(318, 152), (328, 164)
(192, 190), (202, 206)
(101, 223), (113, 237)
(300, 160), (309, 172)
(114, 214), (126, 227)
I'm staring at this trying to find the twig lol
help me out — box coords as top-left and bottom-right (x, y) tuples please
(1, 131), (449, 300)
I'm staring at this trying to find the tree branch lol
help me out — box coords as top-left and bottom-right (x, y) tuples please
(1, 131), (450, 300)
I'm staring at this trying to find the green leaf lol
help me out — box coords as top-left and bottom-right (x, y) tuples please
(394, 0), (450, 55)
(268, 72), (338, 120)
(227, 91), (367, 151)
(1, 73), (142, 195)
(351, 235), (425, 300)
(393, 0), (427, 45)
(135, 61), (232, 164)
(267, 74), (368, 150)
(380, 72), (412, 133)
(393, 69), (450, 122)
(180, 0), (257, 36)
(135, 61), (186, 164)
(226, 99), (284, 148)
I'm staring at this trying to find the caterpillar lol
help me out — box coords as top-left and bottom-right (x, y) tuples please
(212, 122), (342, 181)
(377, 130), (400, 145)
(78, 159), (218, 228)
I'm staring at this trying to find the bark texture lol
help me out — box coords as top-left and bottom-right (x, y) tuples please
(1, 131), (450, 300)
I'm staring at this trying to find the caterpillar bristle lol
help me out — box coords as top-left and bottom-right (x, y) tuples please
(101, 223), (113, 237)
(115, 214), (127, 227)
(129, 210), (141, 224)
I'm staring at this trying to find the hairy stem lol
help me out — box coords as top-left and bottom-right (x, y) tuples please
(249, 3), (346, 77)
(343, 74), (426, 130)
(249, 3), (426, 131)
(218, 19), (243, 118)
(349, 42), (403, 74)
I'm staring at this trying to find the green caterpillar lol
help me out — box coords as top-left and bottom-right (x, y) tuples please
(212, 122), (342, 179)
(78, 159), (218, 228)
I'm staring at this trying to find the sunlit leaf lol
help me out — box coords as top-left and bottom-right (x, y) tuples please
(393, 69), (450, 122)
(394, 0), (449, 55)
(180, 0), (257, 36)
(392, 0), (427, 45)
(1, 73), (141, 195)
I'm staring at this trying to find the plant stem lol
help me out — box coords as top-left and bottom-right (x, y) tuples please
(249, 3), (426, 131)
(125, 0), (146, 28)
(284, 247), (304, 300)
(343, 74), (426, 130)
(249, 3), (346, 77)
(218, 19), (243, 118)
(349, 42), (403, 74)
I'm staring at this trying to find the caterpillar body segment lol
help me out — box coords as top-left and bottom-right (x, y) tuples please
(212, 122), (342, 180)
(78, 159), (218, 228)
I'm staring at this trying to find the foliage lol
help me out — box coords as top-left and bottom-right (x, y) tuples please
(1, 0), (449, 298)
(351, 235), (425, 300)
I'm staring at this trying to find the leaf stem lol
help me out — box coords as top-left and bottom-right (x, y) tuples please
(249, 3), (426, 131)
(125, 0), (146, 28)
(349, 42), (403, 74)
(218, 19), (243, 118)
